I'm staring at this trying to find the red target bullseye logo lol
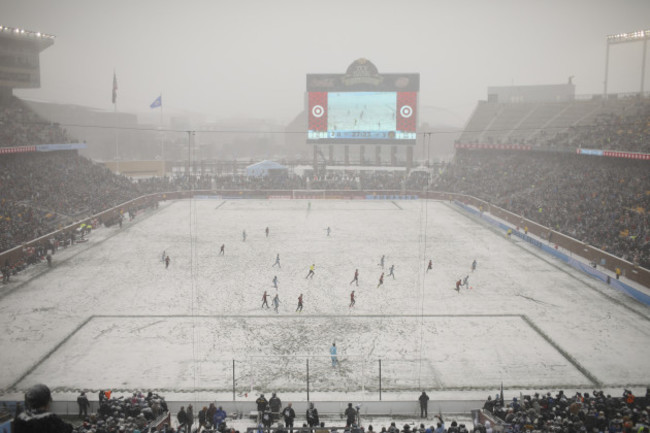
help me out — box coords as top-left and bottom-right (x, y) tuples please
(312, 105), (325, 118)
(400, 105), (413, 118)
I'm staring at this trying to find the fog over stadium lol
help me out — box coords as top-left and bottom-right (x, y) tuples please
(2, 1), (650, 432)
(2, 0), (650, 126)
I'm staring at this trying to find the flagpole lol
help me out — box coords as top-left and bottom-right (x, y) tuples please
(113, 70), (120, 174)
(160, 93), (164, 174)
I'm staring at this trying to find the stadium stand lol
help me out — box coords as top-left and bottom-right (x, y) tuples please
(0, 94), (648, 279)
(0, 95), (69, 148)
(483, 388), (649, 433)
(434, 150), (649, 269)
(457, 95), (650, 152)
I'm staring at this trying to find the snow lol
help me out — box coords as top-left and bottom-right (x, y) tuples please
(0, 199), (648, 403)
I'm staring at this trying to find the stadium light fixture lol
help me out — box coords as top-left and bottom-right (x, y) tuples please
(607, 30), (650, 44)
(0, 25), (55, 39)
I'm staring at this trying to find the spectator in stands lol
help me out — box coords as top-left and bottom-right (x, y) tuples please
(177, 406), (188, 432)
(269, 393), (282, 421)
(77, 391), (90, 419)
(186, 404), (194, 433)
(419, 391), (429, 418)
(345, 403), (357, 427)
(213, 406), (227, 431)
(207, 403), (217, 428)
(256, 394), (268, 423)
(282, 402), (296, 433)
(198, 406), (208, 433)
(306, 403), (319, 428)
(14, 383), (73, 433)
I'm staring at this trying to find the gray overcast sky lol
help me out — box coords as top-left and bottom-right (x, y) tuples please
(2, 0), (650, 126)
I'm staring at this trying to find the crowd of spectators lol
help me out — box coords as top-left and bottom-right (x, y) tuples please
(457, 96), (650, 154)
(1, 95), (648, 275)
(10, 383), (650, 433)
(544, 99), (650, 153)
(0, 96), (70, 148)
(0, 151), (146, 254)
(71, 390), (169, 433)
(434, 150), (650, 269)
(483, 388), (649, 433)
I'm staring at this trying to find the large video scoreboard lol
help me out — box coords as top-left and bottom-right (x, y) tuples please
(307, 59), (419, 145)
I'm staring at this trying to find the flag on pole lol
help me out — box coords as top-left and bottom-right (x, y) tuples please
(112, 72), (118, 104)
(150, 95), (162, 109)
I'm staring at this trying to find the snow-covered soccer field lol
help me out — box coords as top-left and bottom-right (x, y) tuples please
(1, 199), (648, 399)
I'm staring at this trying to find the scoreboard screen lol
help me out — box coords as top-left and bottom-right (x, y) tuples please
(308, 91), (417, 144)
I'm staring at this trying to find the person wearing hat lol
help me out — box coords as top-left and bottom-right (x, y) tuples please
(256, 394), (268, 423)
(419, 391), (429, 418)
(344, 403), (357, 427)
(77, 391), (90, 419)
(14, 384), (73, 433)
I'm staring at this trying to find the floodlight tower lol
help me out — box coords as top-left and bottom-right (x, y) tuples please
(604, 29), (650, 96)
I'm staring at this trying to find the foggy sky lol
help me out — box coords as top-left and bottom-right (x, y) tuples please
(2, 0), (650, 127)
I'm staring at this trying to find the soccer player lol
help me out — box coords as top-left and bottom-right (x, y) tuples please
(306, 264), (315, 279)
(265, 227), (269, 237)
(262, 291), (270, 309)
(426, 260), (433, 272)
(242, 230), (247, 242)
(388, 264), (395, 279)
(350, 269), (359, 286)
(165, 255), (170, 269)
(330, 343), (338, 367)
(379, 255), (385, 269)
(296, 294), (304, 312)
(219, 244), (225, 255)
(377, 272), (384, 288)
(349, 290), (356, 307)
(471, 259), (477, 271)
(272, 275), (279, 289)
(272, 253), (281, 268)
(273, 294), (280, 313)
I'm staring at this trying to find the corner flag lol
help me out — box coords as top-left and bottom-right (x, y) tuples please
(150, 95), (162, 109)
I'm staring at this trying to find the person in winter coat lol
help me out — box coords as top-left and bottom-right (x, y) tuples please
(186, 405), (194, 432)
(256, 394), (268, 422)
(269, 393), (282, 421)
(77, 392), (90, 419)
(419, 391), (429, 418)
(14, 384), (73, 433)
(213, 406), (227, 430)
(306, 403), (319, 427)
(207, 403), (217, 428)
(177, 406), (188, 431)
(282, 403), (296, 433)
(198, 407), (208, 433)
(344, 403), (357, 427)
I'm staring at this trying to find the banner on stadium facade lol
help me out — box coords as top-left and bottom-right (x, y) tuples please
(454, 143), (532, 151)
(0, 145), (36, 154)
(37, 143), (87, 152)
(577, 148), (650, 160)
